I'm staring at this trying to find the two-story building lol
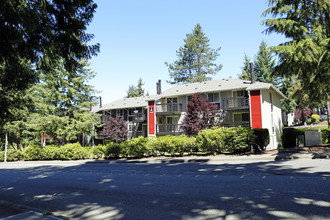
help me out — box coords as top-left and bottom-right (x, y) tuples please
(93, 78), (285, 150)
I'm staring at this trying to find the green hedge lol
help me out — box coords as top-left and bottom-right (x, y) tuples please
(252, 129), (270, 151)
(196, 127), (255, 154)
(1, 127), (278, 161)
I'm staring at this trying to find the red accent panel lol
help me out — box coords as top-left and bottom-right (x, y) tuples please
(148, 101), (155, 135)
(42, 133), (45, 143)
(250, 90), (262, 129)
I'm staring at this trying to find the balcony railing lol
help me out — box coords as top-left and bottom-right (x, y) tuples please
(99, 115), (110, 123)
(156, 124), (183, 135)
(222, 97), (249, 110)
(128, 113), (146, 122)
(156, 103), (182, 114)
(223, 121), (250, 127)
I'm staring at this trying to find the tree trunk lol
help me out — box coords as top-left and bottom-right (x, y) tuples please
(327, 101), (330, 128)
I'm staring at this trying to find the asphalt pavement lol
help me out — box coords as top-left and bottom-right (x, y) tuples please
(0, 150), (329, 219)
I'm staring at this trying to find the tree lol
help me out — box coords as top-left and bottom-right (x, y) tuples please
(238, 41), (279, 85)
(25, 59), (101, 144)
(263, 0), (330, 127)
(165, 23), (222, 84)
(100, 116), (127, 143)
(0, 0), (99, 126)
(126, 78), (148, 98)
(254, 41), (280, 86)
(181, 93), (226, 135)
(238, 54), (252, 81)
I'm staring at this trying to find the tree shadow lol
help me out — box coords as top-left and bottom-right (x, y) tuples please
(0, 159), (329, 219)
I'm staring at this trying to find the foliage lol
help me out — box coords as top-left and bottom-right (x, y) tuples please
(196, 127), (255, 154)
(0, 0), (99, 127)
(181, 93), (226, 135)
(126, 78), (148, 98)
(92, 144), (106, 159)
(252, 129), (270, 151)
(165, 23), (222, 84)
(282, 128), (298, 148)
(239, 41), (279, 86)
(311, 114), (321, 123)
(105, 142), (124, 159)
(321, 129), (330, 144)
(100, 116), (128, 143)
(238, 54), (252, 81)
(263, 0), (330, 126)
(126, 136), (149, 158)
(0, 149), (23, 162)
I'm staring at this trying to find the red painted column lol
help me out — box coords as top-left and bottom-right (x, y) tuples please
(250, 90), (262, 129)
(148, 101), (156, 136)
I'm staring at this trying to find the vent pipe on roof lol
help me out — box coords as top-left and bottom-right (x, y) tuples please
(99, 96), (102, 108)
(250, 62), (255, 84)
(156, 79), (162, 95)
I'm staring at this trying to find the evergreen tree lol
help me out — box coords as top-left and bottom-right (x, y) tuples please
(254, 41), (279, 86)
(0, 0), (99, 127)
(126, 78), (148, 98)
(27, 59), (100, 144)
(165, 24), (222, 84)
(238, 54), (252, 81)
(263, 0), (330, 127)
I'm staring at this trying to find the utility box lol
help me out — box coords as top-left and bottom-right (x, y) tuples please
(304, 129), (322, 147)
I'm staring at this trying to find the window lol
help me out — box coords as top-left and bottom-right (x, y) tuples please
(270, 93), (273, 112)
(233, 90), (248, 97)
(233, 113), (250, 122)
(187, 95), (192, 102)
(208, 93), (219, 102)
(167, 97), (178, 112)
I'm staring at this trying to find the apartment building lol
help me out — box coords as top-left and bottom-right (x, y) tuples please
(93, 78), (285, 149)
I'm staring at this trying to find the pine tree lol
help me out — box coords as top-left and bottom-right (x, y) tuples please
(0, 0), (99, 126)
(126, 78), (148, 98)
(238, 54), (252, 81)
(27, 59), (100, 144)
(254, 41), (279, 86)
(263, 0), (330, 127)
(166, 24), (222, 84)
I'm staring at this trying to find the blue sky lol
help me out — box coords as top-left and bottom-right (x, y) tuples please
(87, 0), (286, 104)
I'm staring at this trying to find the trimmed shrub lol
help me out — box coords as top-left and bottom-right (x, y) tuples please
(92, 144), (106, 158)
(311, 114), (320, 123)
(23, 145), (44, 160)
(321, 129), (330, 144)
(252, 129), (270, 151)
(105, 142), (123, 159)
(0, 150), (23, 162)
(126, 136), (149, 158)
(282, 128), (297, 148)
(196, 127), (255, 154)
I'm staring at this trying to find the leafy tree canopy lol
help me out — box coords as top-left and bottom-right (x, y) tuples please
(181, 93), (225, 136)
(166, 23), (222, 84)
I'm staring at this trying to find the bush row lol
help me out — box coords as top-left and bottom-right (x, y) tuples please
(1, 127), (269, 161)
(282, 127), (330, 148)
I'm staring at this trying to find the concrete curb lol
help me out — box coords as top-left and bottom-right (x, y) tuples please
(88, 152), (330, 164)
(0, 200), (63, 220)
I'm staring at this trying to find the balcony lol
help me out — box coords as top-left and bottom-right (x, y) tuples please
(156, 124), (183, 135)
(223, 121), (250, 128)
(128, 113), (146, 122)
(222, 97), (249, 110)
(156, 103), (182, 114)
(99, 115), (110, 123)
